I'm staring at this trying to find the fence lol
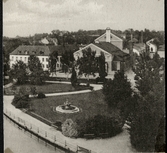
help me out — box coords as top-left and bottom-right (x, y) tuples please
(4, 109), (97, 153)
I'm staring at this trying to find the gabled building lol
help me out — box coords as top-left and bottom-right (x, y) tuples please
(74, 28), (130, 75)
(9, 45), (51, 71)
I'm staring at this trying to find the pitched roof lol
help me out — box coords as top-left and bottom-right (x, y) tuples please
(48, 45), (79, 55)
(10, 45), (50, 56)
(93, 42), (128, 57)
(158, 44), (165, 51)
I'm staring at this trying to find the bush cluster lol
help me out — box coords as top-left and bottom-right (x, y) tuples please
(37, 92), (46, 98)
(62, 115), (124, 138)
(62, 119), (78, 138)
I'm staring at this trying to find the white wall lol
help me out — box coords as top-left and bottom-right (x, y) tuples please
(10, 55), (50, 71)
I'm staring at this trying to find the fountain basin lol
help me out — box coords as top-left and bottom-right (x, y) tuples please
(56, 105), (79, 113)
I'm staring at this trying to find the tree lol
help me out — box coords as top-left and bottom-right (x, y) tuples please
(76, 47), (98, 85)
(48, 51), (58, 76)
(129, 52), (165, 152)
(96, 52), (107, 81)
(9, 60), (28, 84)
(28, 55), (48, 85)
(70, 67), (77, 87)
(103, 70), (133, 118)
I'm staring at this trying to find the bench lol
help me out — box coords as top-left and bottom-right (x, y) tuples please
(78, 146), (91, 153)
(84, 134), (95, 140)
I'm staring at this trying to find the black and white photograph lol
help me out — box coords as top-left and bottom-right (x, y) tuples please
(3, 0), (165, 153)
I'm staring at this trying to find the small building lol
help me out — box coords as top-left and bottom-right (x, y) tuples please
(146, 38), (158, 58)
(74, 28), (130, 75)
(157, 44), (165, 58)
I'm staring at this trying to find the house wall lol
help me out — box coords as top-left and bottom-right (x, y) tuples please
(9, 54), (53, 71)
(73, 44), (118, 75)
(157, 51), (165, 58)
(149, 44), (157, 53)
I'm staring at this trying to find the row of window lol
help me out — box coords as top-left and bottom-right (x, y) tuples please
(10, 56), (49, 62)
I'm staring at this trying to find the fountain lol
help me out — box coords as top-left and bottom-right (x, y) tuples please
(56, 98), (79, 113)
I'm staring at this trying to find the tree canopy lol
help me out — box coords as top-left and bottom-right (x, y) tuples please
(129, 52), (165, 152)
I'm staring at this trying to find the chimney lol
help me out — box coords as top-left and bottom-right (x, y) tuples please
(106, 27), (111, 43)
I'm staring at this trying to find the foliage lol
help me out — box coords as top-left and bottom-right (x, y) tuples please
(96, 52), (107, 80)
(76, 48), (98, 83)
(49, 51), (58, 73)
(103, 70), (133, 118)
(61, 50), (75, 73)
(62, 119), (78, 138)
(12, 86), (30, 108)
(133, 52), (164, 97)
(77, 114), (123, 138)
(28, 55), (49, 85)
(130, 52), (165, 152)
(37, 92), (46, 98)
(70, 67), (77, 87)
(9, 60), (28, 85)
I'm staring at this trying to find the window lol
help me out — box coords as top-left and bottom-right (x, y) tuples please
(57, 63), (59, 68)
(42, 58), (44, 62)
(16, 57), (18, 61)
(25, 57), (26, 61)
(46, 58), (48, 62)
(46, 64), (48, 68)
(42, 64), (44, 68)
(112, 61), (117, 71)
(20, 57), (22, 61)
(11, 56), (14, 61)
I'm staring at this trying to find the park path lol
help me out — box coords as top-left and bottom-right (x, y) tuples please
(44, 81), (102, 97)
(4, 81), (136, 153)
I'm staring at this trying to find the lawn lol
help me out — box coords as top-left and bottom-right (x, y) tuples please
(5, 82), (92, 95)
(30, 90), (118, 124)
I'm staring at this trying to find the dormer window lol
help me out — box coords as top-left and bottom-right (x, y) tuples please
(18, 51), (21, 54)
(32, 51), (36, 54)
(40, 51), (44, 55)
(25, 50), (28, 54)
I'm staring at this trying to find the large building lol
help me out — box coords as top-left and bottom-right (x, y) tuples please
(73, 28), (130, 75)
(9, 45), (62, 71)
(9, 44), (79, 72)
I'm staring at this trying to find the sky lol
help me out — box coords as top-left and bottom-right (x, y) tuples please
(3, 0), (164, 38)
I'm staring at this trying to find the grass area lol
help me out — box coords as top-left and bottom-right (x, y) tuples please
(30, 90), (119, 124)
(5, 82), (92, 95)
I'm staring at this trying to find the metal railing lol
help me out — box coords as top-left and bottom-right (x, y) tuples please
(4, 109), (97, 153)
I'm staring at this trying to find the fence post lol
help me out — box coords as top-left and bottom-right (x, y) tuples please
(54, 135), (56, 142)
(65, 140), (67, 147)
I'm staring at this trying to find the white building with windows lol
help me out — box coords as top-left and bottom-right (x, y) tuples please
(9, 45), (62, 71)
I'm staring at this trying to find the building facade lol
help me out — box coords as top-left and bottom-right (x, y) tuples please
(9, 45), (62, 71)
(74, 28), (130, 75)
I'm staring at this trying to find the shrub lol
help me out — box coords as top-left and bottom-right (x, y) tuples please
(37, 92), (46, 98)
(62, 119), (78, 138)
(12, 94), (30, 108)
(77, 115), (123, 138)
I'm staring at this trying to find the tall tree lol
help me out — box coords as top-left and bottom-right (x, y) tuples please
(103, 70), (133, 118)
(130, 52), (165, 152)
(96, 52), (107, 81)
(76, 47), (98, 85)
(28, 55), (48, 85)
(9, 60), (28, 84)
(49, 51), (58, 76)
